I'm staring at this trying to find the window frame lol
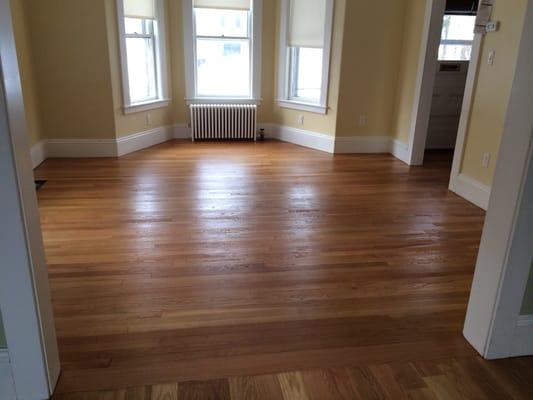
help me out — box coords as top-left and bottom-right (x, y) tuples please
(117, 0), (170, 114)
(183, 0), (263, 104)
(277, 0), (334, 115)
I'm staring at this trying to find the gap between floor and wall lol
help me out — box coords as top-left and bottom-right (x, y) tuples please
(29, 123), (490, 210)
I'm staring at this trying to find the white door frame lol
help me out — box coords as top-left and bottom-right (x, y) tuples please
(0, 0), (61, 398)
(404, 0), (445, 165)
(463, 0), (533, 359)
(406, 0), (483, 171)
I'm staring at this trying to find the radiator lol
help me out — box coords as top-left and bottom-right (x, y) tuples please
(190, 104), (257, 141)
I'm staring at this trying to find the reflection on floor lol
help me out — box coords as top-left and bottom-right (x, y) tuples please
(35, 140), (493, 394)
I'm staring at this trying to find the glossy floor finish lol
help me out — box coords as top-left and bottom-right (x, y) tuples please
(36, 141), (491, 394)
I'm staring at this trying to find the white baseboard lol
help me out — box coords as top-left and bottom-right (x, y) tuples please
(335, 135), (391, 154)
(451, 173), (491, 210)
(30, 124), (190, 164)
(512, 315), (533, 357)
(117, 126), (174, 157)
(173, 124), (191, 139)
(269, 124), (336, 153)
(30, 140), (47, 169)
(0, 350), (16, 400)
(390, 138), (410, 164)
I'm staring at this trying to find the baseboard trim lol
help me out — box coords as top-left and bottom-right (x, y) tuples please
(451, 173), (491, 210)
(30, 124), (191, 163)
(512, 316), (533, 357)
(173, 124), (191, 139)
(117, 126), (174, 157)
(0, 350), (16, 400)
(269, 125), (336, 153)
(335, 136), (391, 154)
(390, 139), (410, 164)
(30, 140), (47, 168)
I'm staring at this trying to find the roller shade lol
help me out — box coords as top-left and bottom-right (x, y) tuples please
(193, 0), (251, 10)
(288, 0), (326, 48)
(124, 0), (155, 19)
(446, 0), (478, 15)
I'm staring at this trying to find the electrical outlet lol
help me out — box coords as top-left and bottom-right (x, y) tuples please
(482, 152), (491, 168)
(358, 115), (367, 127)
(146, 113), (152, 126)
(298, 115), (305, 126)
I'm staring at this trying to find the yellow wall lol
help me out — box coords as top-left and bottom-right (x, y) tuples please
(391, 0), (426, 144)
(460, 0), (528, 186)
(26, 0), (116, 140)
(271, 0), (346, 136)
(10, 0), (43, 146)
(336, 0), (407, 137)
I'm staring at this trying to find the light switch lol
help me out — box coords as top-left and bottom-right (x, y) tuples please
(488, 50), (496, 66)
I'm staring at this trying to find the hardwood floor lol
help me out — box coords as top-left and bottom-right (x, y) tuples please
(35, 141), (518, 396)
(51, 356), (533, 399)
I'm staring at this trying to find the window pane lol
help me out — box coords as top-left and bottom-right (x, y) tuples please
(195, 8), (249, 37)
(290, 47), (323, 102)
(126, 37), (157, 103)
(125, 17), (153, 35)
(196, 38), (250, 97)
(441, 15), (475, 41)
(438, 44), (472, 61)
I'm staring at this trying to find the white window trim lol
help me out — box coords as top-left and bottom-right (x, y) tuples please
(116, 0), (170, 114)
(276, 0), (334, 115)
(182, 0), (263, 104)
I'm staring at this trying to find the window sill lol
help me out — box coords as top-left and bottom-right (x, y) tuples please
(186, 98), (262, 105)
(123, 99), (171, 114)
(276, 100), (328, 115)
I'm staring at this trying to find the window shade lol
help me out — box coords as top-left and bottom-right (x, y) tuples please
(193, 0), (251, 10)
(288, 0), (326, 48)
(124, 0), (155, 19)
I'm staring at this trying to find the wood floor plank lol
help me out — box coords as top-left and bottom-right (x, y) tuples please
(150, 384), (178, 400)
(277, 372), (310, 400)
(177, 379), (230, 400)
(229, 374), (284, 400)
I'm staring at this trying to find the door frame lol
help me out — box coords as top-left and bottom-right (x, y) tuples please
(463, 0), (533, 358)
(406, 0), (484, 185)
(0, 0), (60, 398)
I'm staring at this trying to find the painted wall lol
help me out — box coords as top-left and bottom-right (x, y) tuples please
(391, 0), (427, 144)
(25, 0), (116, 140)
(459, 0), (528, 186)
(9, 0), (43, 146)
(521, 262), (533, 315)
(271, 0), (346, 136)
(336, 0), (407, 137)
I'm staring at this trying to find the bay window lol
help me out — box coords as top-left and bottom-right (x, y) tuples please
(183, 0), (262, 102)
(278, 0), (333, 114)
(117, 0), (169, 113)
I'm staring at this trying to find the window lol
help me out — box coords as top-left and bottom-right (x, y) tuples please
(438, 15), (476, 61)
(277, 0), (333, 114)
(117, 0), (169, 113)
(183, 0), (262, 102)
